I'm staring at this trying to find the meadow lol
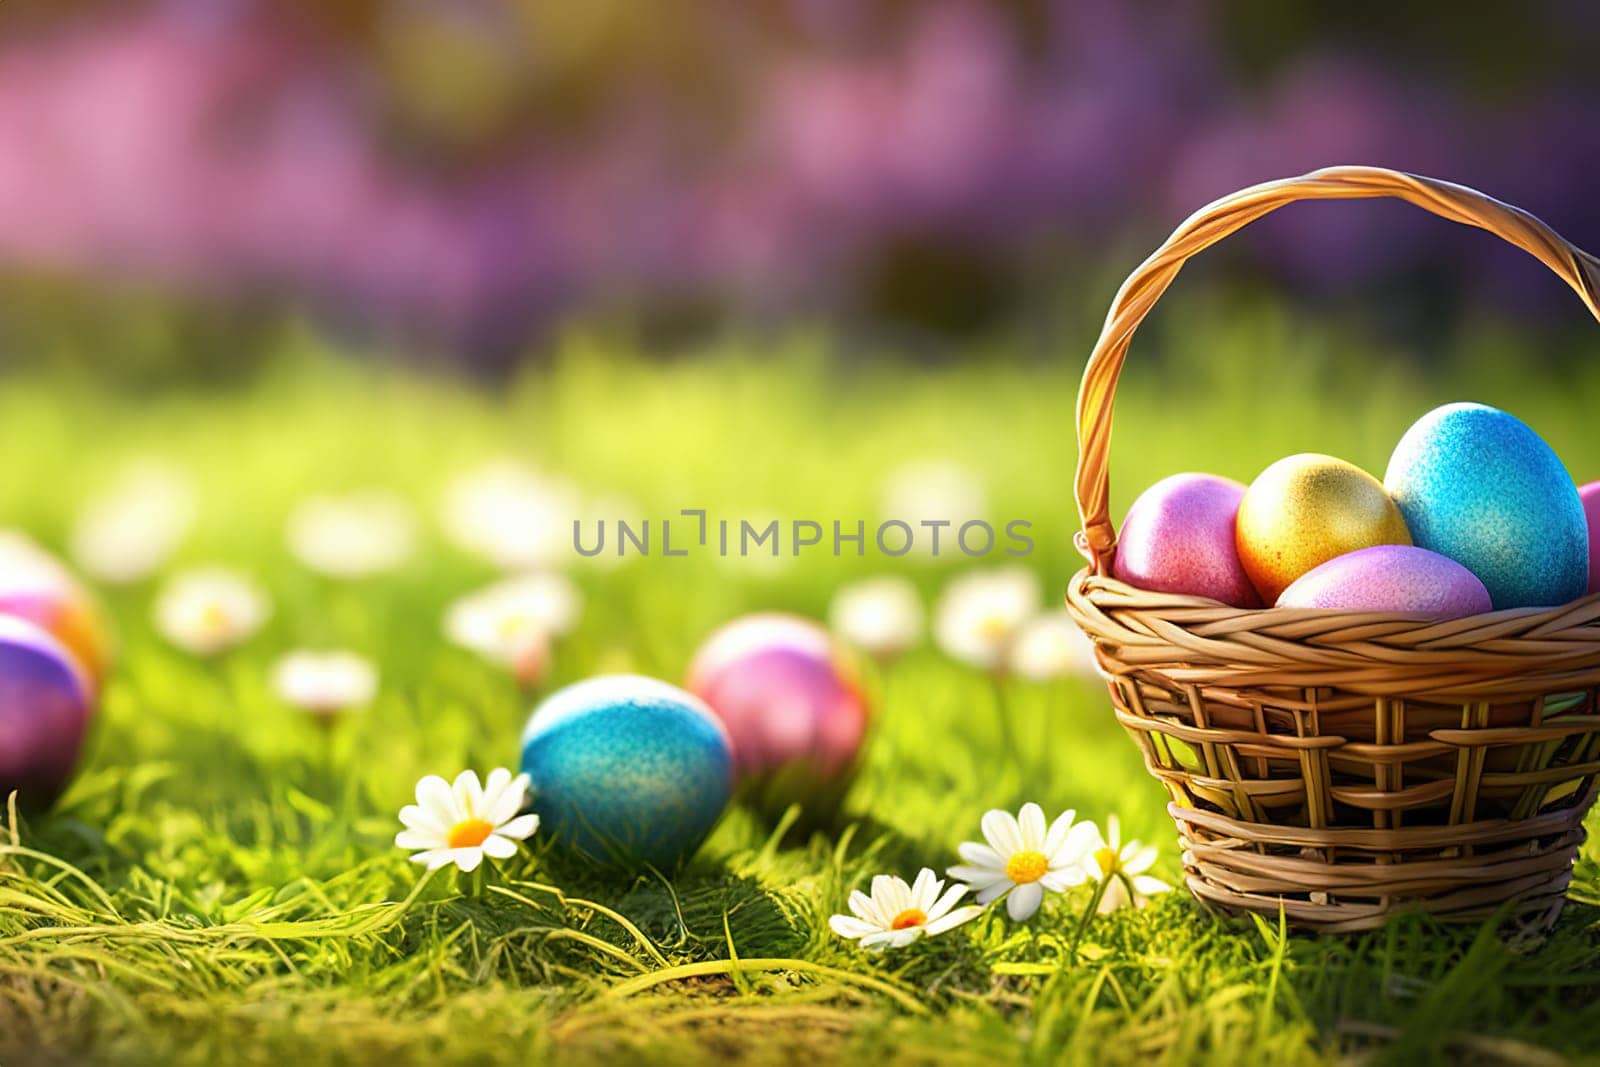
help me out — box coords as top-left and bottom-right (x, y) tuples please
(5, 307), (1600, 1066)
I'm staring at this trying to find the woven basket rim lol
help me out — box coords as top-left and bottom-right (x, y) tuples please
(1069, 568), (1600, 699)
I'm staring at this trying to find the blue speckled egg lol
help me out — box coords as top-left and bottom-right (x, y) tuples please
(1385, 403), (1587, 609)
(520, 675), (733, 870)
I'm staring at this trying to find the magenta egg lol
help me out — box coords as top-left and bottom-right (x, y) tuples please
(0, 616), (93, 810)
(1113, 473), (1260, 607)
(687, 614), (869, 822)
(1275, 545), (1492, 618)
(1580, 481), (1600, 594)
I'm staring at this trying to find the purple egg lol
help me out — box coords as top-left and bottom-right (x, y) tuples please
(1580, 481), (1600, 594)
(0, 616), (93, 810)
(1275, 545), (1492, 619)
(1113, 473), (1260, 607)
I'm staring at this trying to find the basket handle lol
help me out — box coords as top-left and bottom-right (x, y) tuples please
(1075, 165), (1600, 577)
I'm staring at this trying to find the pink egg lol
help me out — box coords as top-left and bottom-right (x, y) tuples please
(1113, 473), (1260, 607)
(0, 616), (94, 810)
(687, 613), (869, 823)
(1275, 545), (1492, 618)
(1580, 481), (1600, 594)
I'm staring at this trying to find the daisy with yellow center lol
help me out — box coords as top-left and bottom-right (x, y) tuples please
(152, 567), (270, 656)
(272, 649), (378, 720)
(1080, 815), (1173, 914)
(933, 567), (1040, 672)
(285, 489), (417, 579)
(828, 575), (924, 659)
(443, 572), (582, 687)
(947, 802), (1097, 921)
(395, 768), (540, 872)
(828, 868), (983, 951)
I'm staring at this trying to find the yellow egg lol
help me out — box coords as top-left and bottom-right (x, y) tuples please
(1236, 453), (1411, 603)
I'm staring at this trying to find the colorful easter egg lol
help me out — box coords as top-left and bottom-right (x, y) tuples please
(1236, 454), (1411, 604)
(0, 616), (94, 810)
(0, 531), (111, 685)
(1112, 473), (1258, 607)
(1385, 404), (1586, 610)
(1581, 481), (1600, 595)
(1275, 545), (1492, 618)
(520, 675), (733, 870)
(687, 614), (870, 823)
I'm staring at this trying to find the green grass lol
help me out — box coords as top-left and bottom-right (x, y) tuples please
(6, 312), (1600, 1066)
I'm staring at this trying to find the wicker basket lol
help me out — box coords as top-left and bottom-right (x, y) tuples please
(1065, 166), (1600, 933)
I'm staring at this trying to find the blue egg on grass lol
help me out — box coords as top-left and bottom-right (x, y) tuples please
(1385, 403), (1588, 610)
(520, 675), (733, 871)
(0, 616), (94, 810)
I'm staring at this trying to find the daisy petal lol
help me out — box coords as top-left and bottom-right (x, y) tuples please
(1017, 803), (1046, 849)
(1097, 878), (1130, 914)
(924, 903), (984, 935)
(947, 865), (1008, 889)
(957, 841), (1005, 869)
(849, 889), (886, 926)
(498, 813), (540, 840)
(887, 928), (923, 949)
(477, 768), (511, 817)
(1123, 844), (1158, 876)
(925, 882), (969, 923)
(411, 849), (452, 870)
(859, 930), (898, 952)
(829, 915), (877, 940)
(910, 867), (940, 909)
(453, 770), (485, 818)
(976, 880), (1013, 905)
(1133, 875), (1173, 897)
(1007, 881), (1043, 921)
(1044, 809), (1078, 856)
(481, 833), (519, 859)
(1039, 868), (1085, 892)
(398, 804), (447, 834)
(1053, 820), (1101, 867)
(415, 775), (457, 825)
(452, 847), (485, 873)
(395, 829), (442, 850)
(981, 809), (1023, 855)
(488, 774), (531, 825)
(873, 875), (910, 918)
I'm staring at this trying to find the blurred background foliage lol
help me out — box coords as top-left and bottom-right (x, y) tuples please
(0, 0), (1597, 379)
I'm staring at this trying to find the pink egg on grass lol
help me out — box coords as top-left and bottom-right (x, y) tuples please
(1113, 473), (1260, 607)
(1580, 481), (1600, 594)
(0, 616), (94, 810)
(687, 613), (870, 825)
(1275, 545), (1492, 619)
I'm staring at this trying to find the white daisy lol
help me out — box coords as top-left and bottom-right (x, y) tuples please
(70, 461), (196, 584)
(933, 566), (1040, 672)
(948, 803), (1096, 921)
(1006, 612), (1099, 681)
(1082, 815), (1173, 914)
(829, 868), (984, 951)
(153, 568), (270, 655)
(443, 572), (581, 685)
(272, 649), (378, 718)
(880, 460), (988, 556)
(286, 490), (417, 578)
(395, 768), (539, 873)
(440, 458), (580, 571)
(828, 576), (924, 658)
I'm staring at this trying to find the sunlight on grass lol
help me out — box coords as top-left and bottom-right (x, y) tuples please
(3, 319), (1600, 1064)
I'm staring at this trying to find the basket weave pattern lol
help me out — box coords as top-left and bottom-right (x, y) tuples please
(1066, 166), (1600, 932)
